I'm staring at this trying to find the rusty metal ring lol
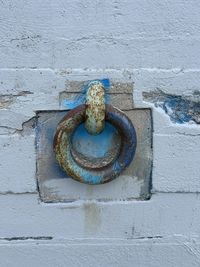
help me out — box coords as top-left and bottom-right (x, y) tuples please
(70, 135), (121, 170)
(53, 104), (137, 184)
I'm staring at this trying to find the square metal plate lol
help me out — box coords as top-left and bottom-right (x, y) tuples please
(36, 108), (152, 202)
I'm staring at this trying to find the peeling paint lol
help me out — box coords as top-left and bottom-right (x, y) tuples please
(0, 91), (33, 109)
(143, 90), (200, 124)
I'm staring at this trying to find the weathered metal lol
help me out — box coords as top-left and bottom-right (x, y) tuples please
(53, 104), (137, 185)
(70, 122), (121, 169)
(85, 81), (106, 135)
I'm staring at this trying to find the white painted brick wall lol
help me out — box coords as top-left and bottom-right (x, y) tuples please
(0, 0), (200, 266)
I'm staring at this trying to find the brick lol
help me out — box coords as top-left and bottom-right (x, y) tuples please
(0, 134), (36, 193)
(0, 237), (200, 267)
(0, 1), (200, 68)
(0, 193), (200, 239)
(153, 134), (200, 192)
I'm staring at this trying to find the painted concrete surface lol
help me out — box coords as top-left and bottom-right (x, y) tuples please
(0, 193), (200, 239)
(1, 0), (200, 69)
(0, 0), (200, 266)
(1, 237), (200, 267)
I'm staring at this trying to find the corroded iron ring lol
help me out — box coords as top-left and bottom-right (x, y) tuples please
(53, 104), (137, 185)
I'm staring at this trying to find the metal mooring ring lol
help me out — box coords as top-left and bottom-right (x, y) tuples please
(53, 104), (137, 185)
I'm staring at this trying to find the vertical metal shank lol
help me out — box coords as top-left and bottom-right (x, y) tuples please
(85, 81), (105, 135)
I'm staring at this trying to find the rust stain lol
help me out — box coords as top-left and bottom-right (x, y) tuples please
(84, 202), (101, 234)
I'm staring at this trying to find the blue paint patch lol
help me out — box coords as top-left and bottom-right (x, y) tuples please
(112, 161), (122, 173)
(62, 79), (110, 110)
(163, 96), (193, 124)
(143, 90), (200, 124)
(62, 94), (85, 109)
(72, 122), (120, 159)
(101, 78), (110, 88)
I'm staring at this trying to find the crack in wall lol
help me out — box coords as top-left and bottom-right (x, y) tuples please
(0, 116), (36, 136)
(0, 236), (53, 241)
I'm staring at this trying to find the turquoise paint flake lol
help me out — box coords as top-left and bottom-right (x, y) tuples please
(62, 79), (110, 110)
